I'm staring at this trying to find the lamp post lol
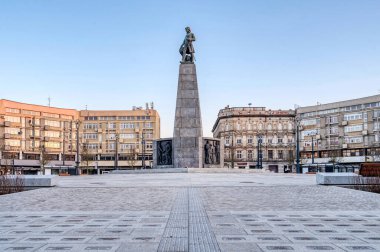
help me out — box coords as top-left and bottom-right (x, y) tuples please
(114, 133), (119, 170)
(75, 120), (80, 175)
(311, 135), (315, 164)
(141, 130), (146, 169)
(257, 135), (262, 168)
(295, 116), (301, 174)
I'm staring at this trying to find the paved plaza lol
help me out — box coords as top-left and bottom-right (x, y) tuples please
(0, 173), (380, 251)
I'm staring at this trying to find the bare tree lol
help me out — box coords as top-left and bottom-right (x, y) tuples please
(38, 146), (52, 175)
(127, 146), (137, 169)
(81, 144), (93, 171)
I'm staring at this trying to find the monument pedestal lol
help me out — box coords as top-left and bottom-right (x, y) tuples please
(153, 63), (223, 168)
(173, 63), (203, 168)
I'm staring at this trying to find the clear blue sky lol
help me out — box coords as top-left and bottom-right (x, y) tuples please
(1, 0), (379, 137)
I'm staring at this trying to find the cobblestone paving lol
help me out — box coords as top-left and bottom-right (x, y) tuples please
(202, 186), (380, 211)
(0, 187), (177, 211)
(0, 173), (379, 251)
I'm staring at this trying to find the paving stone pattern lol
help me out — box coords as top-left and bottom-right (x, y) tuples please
(0, 173), (380, 251)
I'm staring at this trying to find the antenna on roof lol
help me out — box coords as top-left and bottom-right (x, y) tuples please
(85, 105), (88, 110)
(48, 96), (51, 107)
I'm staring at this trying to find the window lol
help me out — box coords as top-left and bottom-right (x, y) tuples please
(236, 123), (241, 130)
(277, 123), (282, 131)
(267, 124), (272, 130)
(236, 137), (242, 144)
(344, 136), (363, 143)
(344, 124), (363, 133)
(4, 128), (20, 135)
(5, 108), (20, 114)
(99, 116), (116, 121)
(247, 136), (253, 144)
(225, 136), (230, 145)
(84, 116), (98, 121)
(83, 133), (98, 139)
(329, 126), (339, 134)
(374, 122), (380, 131)
(144, 122), (153, 128)
(84, 143), (98, 150)
(268, 138), (273, 144)
(45, 120), (60, 128)
(328, 116), (338, 124)
(42, 112), (59, 118)
(5, 139), (21, 146)
(108, 143), (115, 150)
(120, 133), (135, 139)
(4, 116), (21, 123)
(236, 150), (242, 159)
(45, 142), (60, 148)
(22, 110), (40, 116)
(107, 133), (116, 140)
(146, 143), (153, 149)
(61, 115), (73, 120)
(247, 150), (253, 160)
(108, 123), (116, 129)
(45, 131), (60, 138)
(301, 119), (317, 126)
(278, 138), (283, 143)
(268, 150), (273, 159)
(120, 123), (135, 129)
(344, 113), (362, 121)
(278, 150), (283, 159)
(329, 137), (339, 145)
(301, 129), (319, 138)
(120, 143), (138, 150)
(374, 110), (380, 118)
(144, 132), (153, 139)
(258, 123), (263, 130)
(84, 123), (98, 130)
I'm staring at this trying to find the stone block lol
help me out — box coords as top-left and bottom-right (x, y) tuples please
(22, 175), (58, 187)
(180, 90), (196, 98)
(181, 118), (200, 128)
(181, 138), (196, 148)
(316, 173), (359, 185)
(180, 65), (194, 74)
(180, 99), (198, 108)
(180, 75), (196, 82)
(180, 128), (197, 137)
(180, 108), (196, 118)
(181, 82), (197, 90)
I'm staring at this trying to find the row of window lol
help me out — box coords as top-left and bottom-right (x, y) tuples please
(225, 122), (294, 131)
(83, 122), (153, 130)
(5, 108), (74, 120)
(225, 136), (294, 145)
(84, 116), (151, 121)
(227, 149), (293, 160)
(301, 102), (380, 118)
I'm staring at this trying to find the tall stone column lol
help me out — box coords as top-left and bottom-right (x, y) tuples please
(173, 63), (203, 168)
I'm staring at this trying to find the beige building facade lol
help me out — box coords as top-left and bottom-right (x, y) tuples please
(79, 107), (160, 170)
(0, 99), (79, 174)
(296, 94), (380, 166)
(0, 99), (160, 174)
(212, 106), (296, 172)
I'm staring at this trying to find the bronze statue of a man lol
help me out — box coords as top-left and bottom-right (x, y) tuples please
(179, 27), (196, 63)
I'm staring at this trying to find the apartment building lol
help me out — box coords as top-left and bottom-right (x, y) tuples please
(79, 107), (160, 170)
(0, 99), (78, 174)
(0, 99), (160, 174)
(296, 95), (380, 165)
(212, 106), (296, 172)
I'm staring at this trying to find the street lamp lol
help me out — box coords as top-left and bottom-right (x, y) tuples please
(141, 130), (146, 169)
(75, 120), (80, 175)
(257, 135), (262, 168)
(295, 116), (301, 174)
(114, 133), (119, 170)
